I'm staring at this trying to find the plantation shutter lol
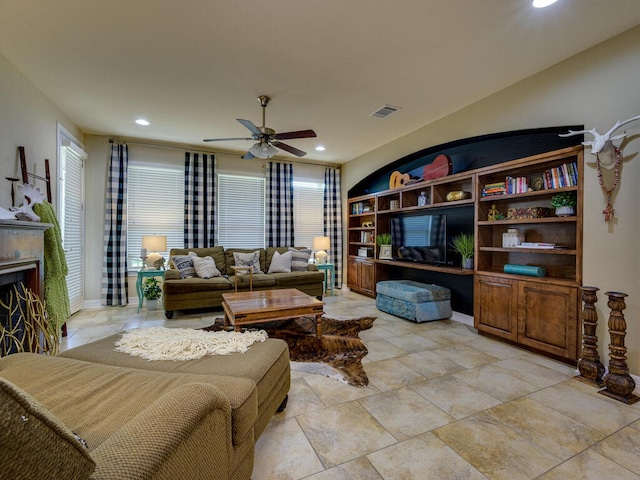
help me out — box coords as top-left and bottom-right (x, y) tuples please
(59, 140), (86, 314)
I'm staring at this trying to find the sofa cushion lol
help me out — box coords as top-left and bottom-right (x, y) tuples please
(192, 255), (221, 278)
(171, 253), (197, 279)
(230, 273), (277, 289)
(225, 248), (266, 275)
(270, 270), (325, 287)
(267, 250), (292, 273)
(163, 276), (233, 294)
(0, 353), (257, 448)
(170, 247), (226, 274)
(232, 251), (263, 274)
(0, 377), (96, 480)
(289, 248), (312, 271)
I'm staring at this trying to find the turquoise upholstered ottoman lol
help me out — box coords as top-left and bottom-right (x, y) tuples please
(376, 280), (452, 322)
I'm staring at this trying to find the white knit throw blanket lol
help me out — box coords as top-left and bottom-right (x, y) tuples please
(114, 327), (268, 361)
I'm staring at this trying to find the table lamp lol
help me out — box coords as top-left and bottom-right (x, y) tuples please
(313, 236), (330, 264)
(142, 235), (167, 269)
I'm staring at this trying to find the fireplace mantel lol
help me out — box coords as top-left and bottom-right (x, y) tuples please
(0, 220), (52, 298)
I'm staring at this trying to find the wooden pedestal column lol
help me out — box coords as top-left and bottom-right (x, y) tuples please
(576, 286), (605, 386)
(599, 291), (639, 404)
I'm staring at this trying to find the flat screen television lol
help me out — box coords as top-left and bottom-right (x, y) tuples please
(390, 213), (447, 265)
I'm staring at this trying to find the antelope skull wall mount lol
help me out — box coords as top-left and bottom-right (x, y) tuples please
(560, 114), (640, 222)
(560, 114), (640, 170)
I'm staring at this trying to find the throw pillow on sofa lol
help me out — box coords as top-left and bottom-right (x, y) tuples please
(192, 255), (221, 279)
(0, 377), (96, 480)
(267, 250), (293, 273)
(289, 248), (312, 271)
(233, 250), (263, 274)
(171, 252), (198, 279)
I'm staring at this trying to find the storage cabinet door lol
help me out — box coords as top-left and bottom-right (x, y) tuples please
(517, 282), (579, 360)
(359, 260), (376, 296)
(347, 258), (359, 291)
(474, 275), (518, 341)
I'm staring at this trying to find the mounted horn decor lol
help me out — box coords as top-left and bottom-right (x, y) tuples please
(560, 115), (640, 222)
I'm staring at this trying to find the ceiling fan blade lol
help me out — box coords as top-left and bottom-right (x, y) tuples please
(203, 137), (253, 142)
(237, 119), (262, 136)
(274, 142), (307, 157)
(242, 150), (255, 160)
(274, 129), (317, 140)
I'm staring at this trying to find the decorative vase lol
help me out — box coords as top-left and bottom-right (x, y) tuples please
(555, 206), (575, 217)
(146, 299), (158, 311)
(462, 258), (474, 269)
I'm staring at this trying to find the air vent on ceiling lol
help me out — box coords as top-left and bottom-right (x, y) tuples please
(369, 104), (401, 119)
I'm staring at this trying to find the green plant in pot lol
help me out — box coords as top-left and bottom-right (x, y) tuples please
(143, 277), (162, 310)
(376, 233), (392, 259)
(450, 233), (474, 269)
(376, 233), (391, 247)
(550, 191), (577, 217)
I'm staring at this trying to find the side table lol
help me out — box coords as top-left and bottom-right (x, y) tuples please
(316, 263), (335, 295)
(137, 268), (165, 313)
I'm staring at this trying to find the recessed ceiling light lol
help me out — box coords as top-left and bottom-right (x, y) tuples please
(135, 118), (150, 126)
(532, 0), (558, 8)
(315, 145), (326, 151)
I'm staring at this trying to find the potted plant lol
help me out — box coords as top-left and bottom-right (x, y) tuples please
(450, 233), (475, 269)
(550, 191), (577, 217)
(376, 233), (392, 259)
(143, 277), (162, 310)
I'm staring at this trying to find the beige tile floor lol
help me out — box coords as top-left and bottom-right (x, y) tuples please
(61, 290), (640, 480)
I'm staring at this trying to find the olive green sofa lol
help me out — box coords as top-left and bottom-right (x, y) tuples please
(162, 246), (325, 319)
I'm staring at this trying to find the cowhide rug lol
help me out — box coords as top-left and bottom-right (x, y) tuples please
(205, 316), (375, 387)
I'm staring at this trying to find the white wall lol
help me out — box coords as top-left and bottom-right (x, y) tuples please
(0, 51), (81, 207)
(343, 25), (640, 374)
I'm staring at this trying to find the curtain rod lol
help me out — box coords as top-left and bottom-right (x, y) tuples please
(108, 137), (340, 168)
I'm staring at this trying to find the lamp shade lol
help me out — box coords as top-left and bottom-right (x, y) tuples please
(313, 236), (330, 251)
(249, 142), (278, 159)
(142, 235), (167, 252)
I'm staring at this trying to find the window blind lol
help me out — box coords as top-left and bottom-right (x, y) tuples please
(217, 174), (265, 248)
(293, 180), (325, 249)
(127, 163), (184, 271)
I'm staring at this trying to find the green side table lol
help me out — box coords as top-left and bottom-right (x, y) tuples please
(316, 263), (335, 295)
(137, 268), (164, 312)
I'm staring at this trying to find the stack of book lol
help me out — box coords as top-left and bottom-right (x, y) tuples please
(481, 181), (506, 197)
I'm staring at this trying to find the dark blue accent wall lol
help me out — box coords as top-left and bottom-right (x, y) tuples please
(348, 126), (583, 197)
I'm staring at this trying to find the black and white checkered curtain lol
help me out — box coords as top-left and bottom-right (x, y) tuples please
(101, 142), (128, 306)
(184, 152), (216, 248)
(324, 167), (343, 286)
(266, 162), (294, 247)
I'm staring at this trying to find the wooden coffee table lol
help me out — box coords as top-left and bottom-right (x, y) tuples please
(222, 288), (324, 339)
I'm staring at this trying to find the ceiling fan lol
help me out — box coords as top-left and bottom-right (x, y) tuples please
(203, 95), (317, 159)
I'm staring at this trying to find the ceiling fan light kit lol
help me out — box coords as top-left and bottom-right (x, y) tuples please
(249, 142), (278, 159)
(204, 95), (317, 159)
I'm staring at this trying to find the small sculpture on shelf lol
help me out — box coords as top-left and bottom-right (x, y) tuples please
(487, 204), (504, 221)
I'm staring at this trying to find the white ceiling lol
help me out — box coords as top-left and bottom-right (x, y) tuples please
(1, 1), (640, 163)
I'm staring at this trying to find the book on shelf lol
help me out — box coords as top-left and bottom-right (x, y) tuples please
(505, 176), (529, 194)
(516, 242), (556, 249)
(542, 161), (578, 189)
(360, 231), (373, 243)
(481, 181), (506, 197)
